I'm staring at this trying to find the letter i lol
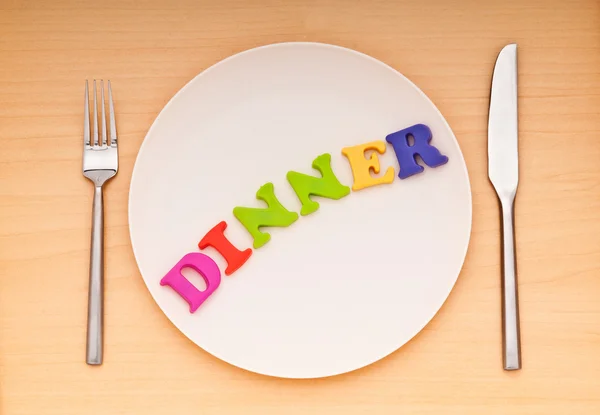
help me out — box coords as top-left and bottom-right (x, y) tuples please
(199, 221), (252, 276)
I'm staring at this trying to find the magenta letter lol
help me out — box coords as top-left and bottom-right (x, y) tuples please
(160, 253), (221, 313)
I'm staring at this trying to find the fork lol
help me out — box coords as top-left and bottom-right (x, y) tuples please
(83, 80), (118, 365)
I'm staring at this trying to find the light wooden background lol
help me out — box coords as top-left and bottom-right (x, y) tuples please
(0, 0), (599, 414)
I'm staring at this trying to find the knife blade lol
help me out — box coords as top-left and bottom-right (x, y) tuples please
(488, 43), (522, 371)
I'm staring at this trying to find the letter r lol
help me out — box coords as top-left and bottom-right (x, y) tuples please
(385, 124), (449, 179)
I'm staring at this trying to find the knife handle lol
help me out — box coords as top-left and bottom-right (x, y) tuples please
(500, 196), (521, 370)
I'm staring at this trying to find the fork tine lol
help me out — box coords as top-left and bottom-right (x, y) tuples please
(100, 80), (107, 146)
(84, 80), (90, 146)
(93, 80), (99, 146)
(108, 80), (117, 146)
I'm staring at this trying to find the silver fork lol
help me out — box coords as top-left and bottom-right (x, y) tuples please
(83, 80), (118, 365)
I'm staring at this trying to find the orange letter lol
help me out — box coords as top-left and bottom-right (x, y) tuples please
(199, 221), (252, 276)
(341, 141), (395, 191)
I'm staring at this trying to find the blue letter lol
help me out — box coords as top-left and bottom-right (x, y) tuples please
(385, 124), (449, 179)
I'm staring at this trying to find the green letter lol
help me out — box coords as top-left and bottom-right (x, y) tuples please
(233, 183), (299, 249)
(286, 153), (351, 216)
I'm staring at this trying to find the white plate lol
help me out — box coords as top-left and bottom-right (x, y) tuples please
(129, 42), (472, 379)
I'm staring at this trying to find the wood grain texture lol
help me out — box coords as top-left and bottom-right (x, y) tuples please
(1, 0), (599, 413)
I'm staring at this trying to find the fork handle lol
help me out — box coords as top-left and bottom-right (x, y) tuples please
(86, 184), (104, 365)
(500, 196), (521, 370)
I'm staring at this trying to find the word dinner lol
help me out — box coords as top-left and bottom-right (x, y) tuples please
(160, 123), (449, 313)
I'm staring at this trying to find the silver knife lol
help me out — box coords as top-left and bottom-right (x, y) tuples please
(488, 43), (522, 371)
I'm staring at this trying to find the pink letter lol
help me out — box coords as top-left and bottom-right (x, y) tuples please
(160, 253), (221, 313)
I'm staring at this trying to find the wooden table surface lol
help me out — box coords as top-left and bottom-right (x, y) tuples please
(1, 0), (599, 414)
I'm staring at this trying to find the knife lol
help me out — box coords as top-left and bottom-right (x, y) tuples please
(488, 43), (522, 371)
